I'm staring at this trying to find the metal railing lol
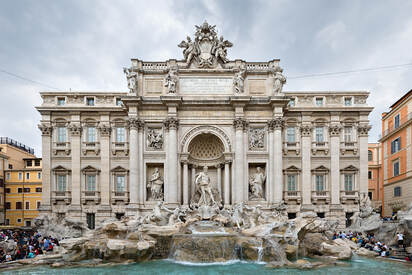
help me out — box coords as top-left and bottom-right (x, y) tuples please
(0, 137), (34, 154)
(382, 112), (412, 137)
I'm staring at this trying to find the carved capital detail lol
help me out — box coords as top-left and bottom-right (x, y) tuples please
(268, 117), (284, 131)
(300, 124), (313, 137)
(127, 118), (144, 130)
(233, 118), (248, 130)
(98, 124), (112, 136)
(68, 123), (82, 136)
(328, 124), (342, 137)
(357, 124), (371, 137)
(38, 124), (53, 136)
(163, 117), (179, 130)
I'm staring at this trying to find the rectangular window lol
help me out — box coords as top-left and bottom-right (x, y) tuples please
(288, 98), (295, 107)
(86, 175), (96, 191)
(6, 172), (10, 180)
(18, 188), (22, 193)
(86, 213), (95, 229)
(116, 175), (125, 192)
(17, 218), (22, 223)
(315, 127), (324, 142)
(16, 202), (22, 209)
(287, 175), (296, 191)
(26, 172), (30, 180)
(37, 201), (41, 209)
(57, 175), (67, 192)
(38, 172), (41, 179)
(25, 201), (30, 210)
(393, 160), (400, 177)
(27, 160), (32, 167)
(344, 174), (353, 191)
(286, 127), (296, 143)
(116, 98), (123, 106)
(116, 127), (126, 142)
(315, 175), (324, 191)
(394, 114), (400, 129)
(368, 150), (373, 161)
(23, 188), (30, 193)
(8, 164), (12, 169)
(368, 171), (372, 179)
(5, 188), (10, 193)
(57, 97), (66, 106)
(18, 172), (22, 180)
(315, 97), (323, 106)
(57, 127), (67, 142)
(394, 186), (402, 197)
(344, 97), (352, 106)
(391, 137), (401, 154)
(5, 202), (11, 210)
(36, 187), (42, 192)
(368, 192), (373, 200)
(87, 127), (96, 142)
(35, 159), (41, 166)
(344, 127), (352, 142)
(86, 97), (95, 106)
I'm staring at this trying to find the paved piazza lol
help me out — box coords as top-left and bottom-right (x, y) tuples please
(36, 22), (372, 228)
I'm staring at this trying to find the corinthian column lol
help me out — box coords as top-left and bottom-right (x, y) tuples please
(127, 117), (141, 206)
(358, 124), (371, 197)
(300, 124), (313, 206)
(38, 123), (53, 213)
(68, 122), (82, 214)
(329, 124), (342, 205)
(267, 122), (274, 204)
(98, 123), (112, 206)
(233, 118), (247, 203)
(271, 117), (284, 204)
(164, 117), (179, 206)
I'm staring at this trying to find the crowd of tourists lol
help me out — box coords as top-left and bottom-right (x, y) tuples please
(333, 231), (394, 256)
(0, 230), (59, 262)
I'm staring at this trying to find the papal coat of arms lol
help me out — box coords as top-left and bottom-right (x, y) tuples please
(178, 21), (233, 68)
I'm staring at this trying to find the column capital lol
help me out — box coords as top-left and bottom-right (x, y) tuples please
(38, 123), (53, 136)
(233, 117), (248, 130)
(127, 117), (144, 130)
(68, 123), (82, 136)
(163, 117), (179, 130)
(300, 124), (313, 137)
(98, 123), (112, 136)
(357, 124), (371, 137)
(328, 124), (342, 137)
(268, 117), (284, 131)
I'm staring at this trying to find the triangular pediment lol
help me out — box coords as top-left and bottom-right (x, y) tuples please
(283, 165), (301, 172)
(340, 165), (358, 172)
(311, 165), (329, 172)
(111, 166), (128, 172)
(81, 165), (100, 172)
(52, 165), (70, 172)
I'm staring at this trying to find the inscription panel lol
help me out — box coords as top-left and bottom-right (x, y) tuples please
(180, 77), (232, 94)
(248, 79), (266, 95)
(144, 79), (163, 94)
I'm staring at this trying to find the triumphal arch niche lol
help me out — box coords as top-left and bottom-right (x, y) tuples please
(38, 21), (372, 226)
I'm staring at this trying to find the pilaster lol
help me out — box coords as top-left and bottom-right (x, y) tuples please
(329, 123), (341, 205)
(300, 123), (313, 206)
(38, 123), (53, 212)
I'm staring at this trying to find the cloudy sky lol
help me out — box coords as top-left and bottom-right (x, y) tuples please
(1, 0), (411, 156)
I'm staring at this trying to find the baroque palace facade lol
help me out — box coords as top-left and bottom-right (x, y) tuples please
(37, 22), (372, 228)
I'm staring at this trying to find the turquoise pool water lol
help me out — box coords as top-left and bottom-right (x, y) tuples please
(2, 258), (411, 275)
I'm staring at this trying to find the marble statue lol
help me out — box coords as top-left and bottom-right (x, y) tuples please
(244, 205), (267, 227)
(147, 129), (163, 149)
(213, 36), (233, 63)
(272, 65), (286, 95)
(147, 168), (164, 201)
(195, 166), (216, 206)
(123, 67), (137, 93)
(249, 167), (266, 200)
(249, 128), (264, 149)
(178, 36), (198, 67)
(231, 203), (246, 229)
(233, 66), (246, 94)
(164, 66), (178, 94)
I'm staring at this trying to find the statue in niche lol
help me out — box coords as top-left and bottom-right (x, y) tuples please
(249, 167), (266, 200)
(178, 36), (198, 67)
(147, 129), (163, 149)
(123, 67), (137, 93)
(233, 66), (246, 94)
(195, 166), (216, 206)
(272, 65), (286, 95)
(147, 168), (164, 201)
(249, 128), (265, 149)
(164, 66), (178, 94)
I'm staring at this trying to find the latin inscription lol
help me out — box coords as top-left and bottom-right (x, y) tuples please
(180, 77), (232, 94)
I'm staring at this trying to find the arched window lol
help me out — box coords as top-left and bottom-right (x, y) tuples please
(368, 150), (373, 161)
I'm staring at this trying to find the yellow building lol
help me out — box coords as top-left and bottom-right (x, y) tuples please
(1, 137), (36, 225)
(5, 158), (42, 227)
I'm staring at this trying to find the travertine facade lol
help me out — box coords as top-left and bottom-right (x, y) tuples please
(36, 22), (373, 228)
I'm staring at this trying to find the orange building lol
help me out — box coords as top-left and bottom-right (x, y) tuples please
(368, 143), (382, 212)
(380, 89), (412, 216)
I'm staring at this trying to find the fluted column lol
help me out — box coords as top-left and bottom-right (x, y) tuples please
(127, 117), (140, 206)
(233, 118), (247, 203)
(224, 161), (230, 206)
(358, 124), (371, 197)
(329, 124), (342, 205)
(138, 122), (145, 205)
(272, 117), (284, 204)
(68, 122), (82, 209)
(164, 117), (179, 205)
(38, 123), (53, 212)
(300, 124), (313, 206)
(98, 123), (112, 206)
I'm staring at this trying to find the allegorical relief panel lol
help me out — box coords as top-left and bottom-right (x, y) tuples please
(147, 128), (163, 150)
(249, 128), (265, 150)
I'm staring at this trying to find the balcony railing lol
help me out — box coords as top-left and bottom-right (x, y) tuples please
(382, 112), (412, 137)
(340, 190), (359, 204)
(283, 190), (301, 204)
(111, 142), (129, 156)
(81, 141), (100, 155)
(52, 142), (71, 155)
(81, 191), (100, 204)
(51, 191), (71, 204)
(311, 191), (330, 204)
(111, 191), (129, 204)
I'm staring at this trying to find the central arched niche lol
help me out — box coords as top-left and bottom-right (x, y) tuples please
(188, 133), (224, 166)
